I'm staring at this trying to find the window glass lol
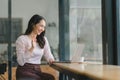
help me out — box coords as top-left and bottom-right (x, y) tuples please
(70, 0), (102, 63)
(0, 0), (8, 79)
(12, 0), (59, 64)
(0, 0), (8, 65)
(0, 0), (58, 79)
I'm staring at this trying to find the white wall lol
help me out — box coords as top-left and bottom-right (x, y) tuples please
(0, 0), (8, 17)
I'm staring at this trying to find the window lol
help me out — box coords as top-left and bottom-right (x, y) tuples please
(70, 0), (102, 63)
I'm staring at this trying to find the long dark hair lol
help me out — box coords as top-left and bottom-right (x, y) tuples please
(25, 14), (46, 48)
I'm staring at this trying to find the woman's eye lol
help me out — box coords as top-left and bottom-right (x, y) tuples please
(40, 25), (45, 28)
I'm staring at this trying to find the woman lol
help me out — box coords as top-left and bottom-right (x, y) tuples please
(15, 14), (55, 80)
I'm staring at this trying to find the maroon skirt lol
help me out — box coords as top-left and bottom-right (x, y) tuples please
(16, 63), (55, 80)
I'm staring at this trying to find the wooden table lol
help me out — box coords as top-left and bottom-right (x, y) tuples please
(50, 62), (120, 80)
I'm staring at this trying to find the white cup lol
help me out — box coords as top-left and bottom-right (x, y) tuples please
(79, 57), (84, 62)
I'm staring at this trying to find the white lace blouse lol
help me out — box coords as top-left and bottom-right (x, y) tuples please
(15, 35), (54, 66)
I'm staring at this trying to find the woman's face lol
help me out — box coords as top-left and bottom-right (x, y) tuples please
(33, 19), (46, 35)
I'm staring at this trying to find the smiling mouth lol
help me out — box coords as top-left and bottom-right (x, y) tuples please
(37, 31), (42, 35)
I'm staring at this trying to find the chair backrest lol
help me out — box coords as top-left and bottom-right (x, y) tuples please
(0, 63), (7, 74)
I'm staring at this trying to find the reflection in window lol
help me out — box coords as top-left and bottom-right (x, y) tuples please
(70, 0), (102, 63)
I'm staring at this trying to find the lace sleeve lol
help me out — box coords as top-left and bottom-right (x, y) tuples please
(43, 37), (55, 62)
(15, 36), (31, 66)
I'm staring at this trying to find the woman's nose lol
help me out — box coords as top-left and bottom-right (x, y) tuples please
(41, 27), (45, 31)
